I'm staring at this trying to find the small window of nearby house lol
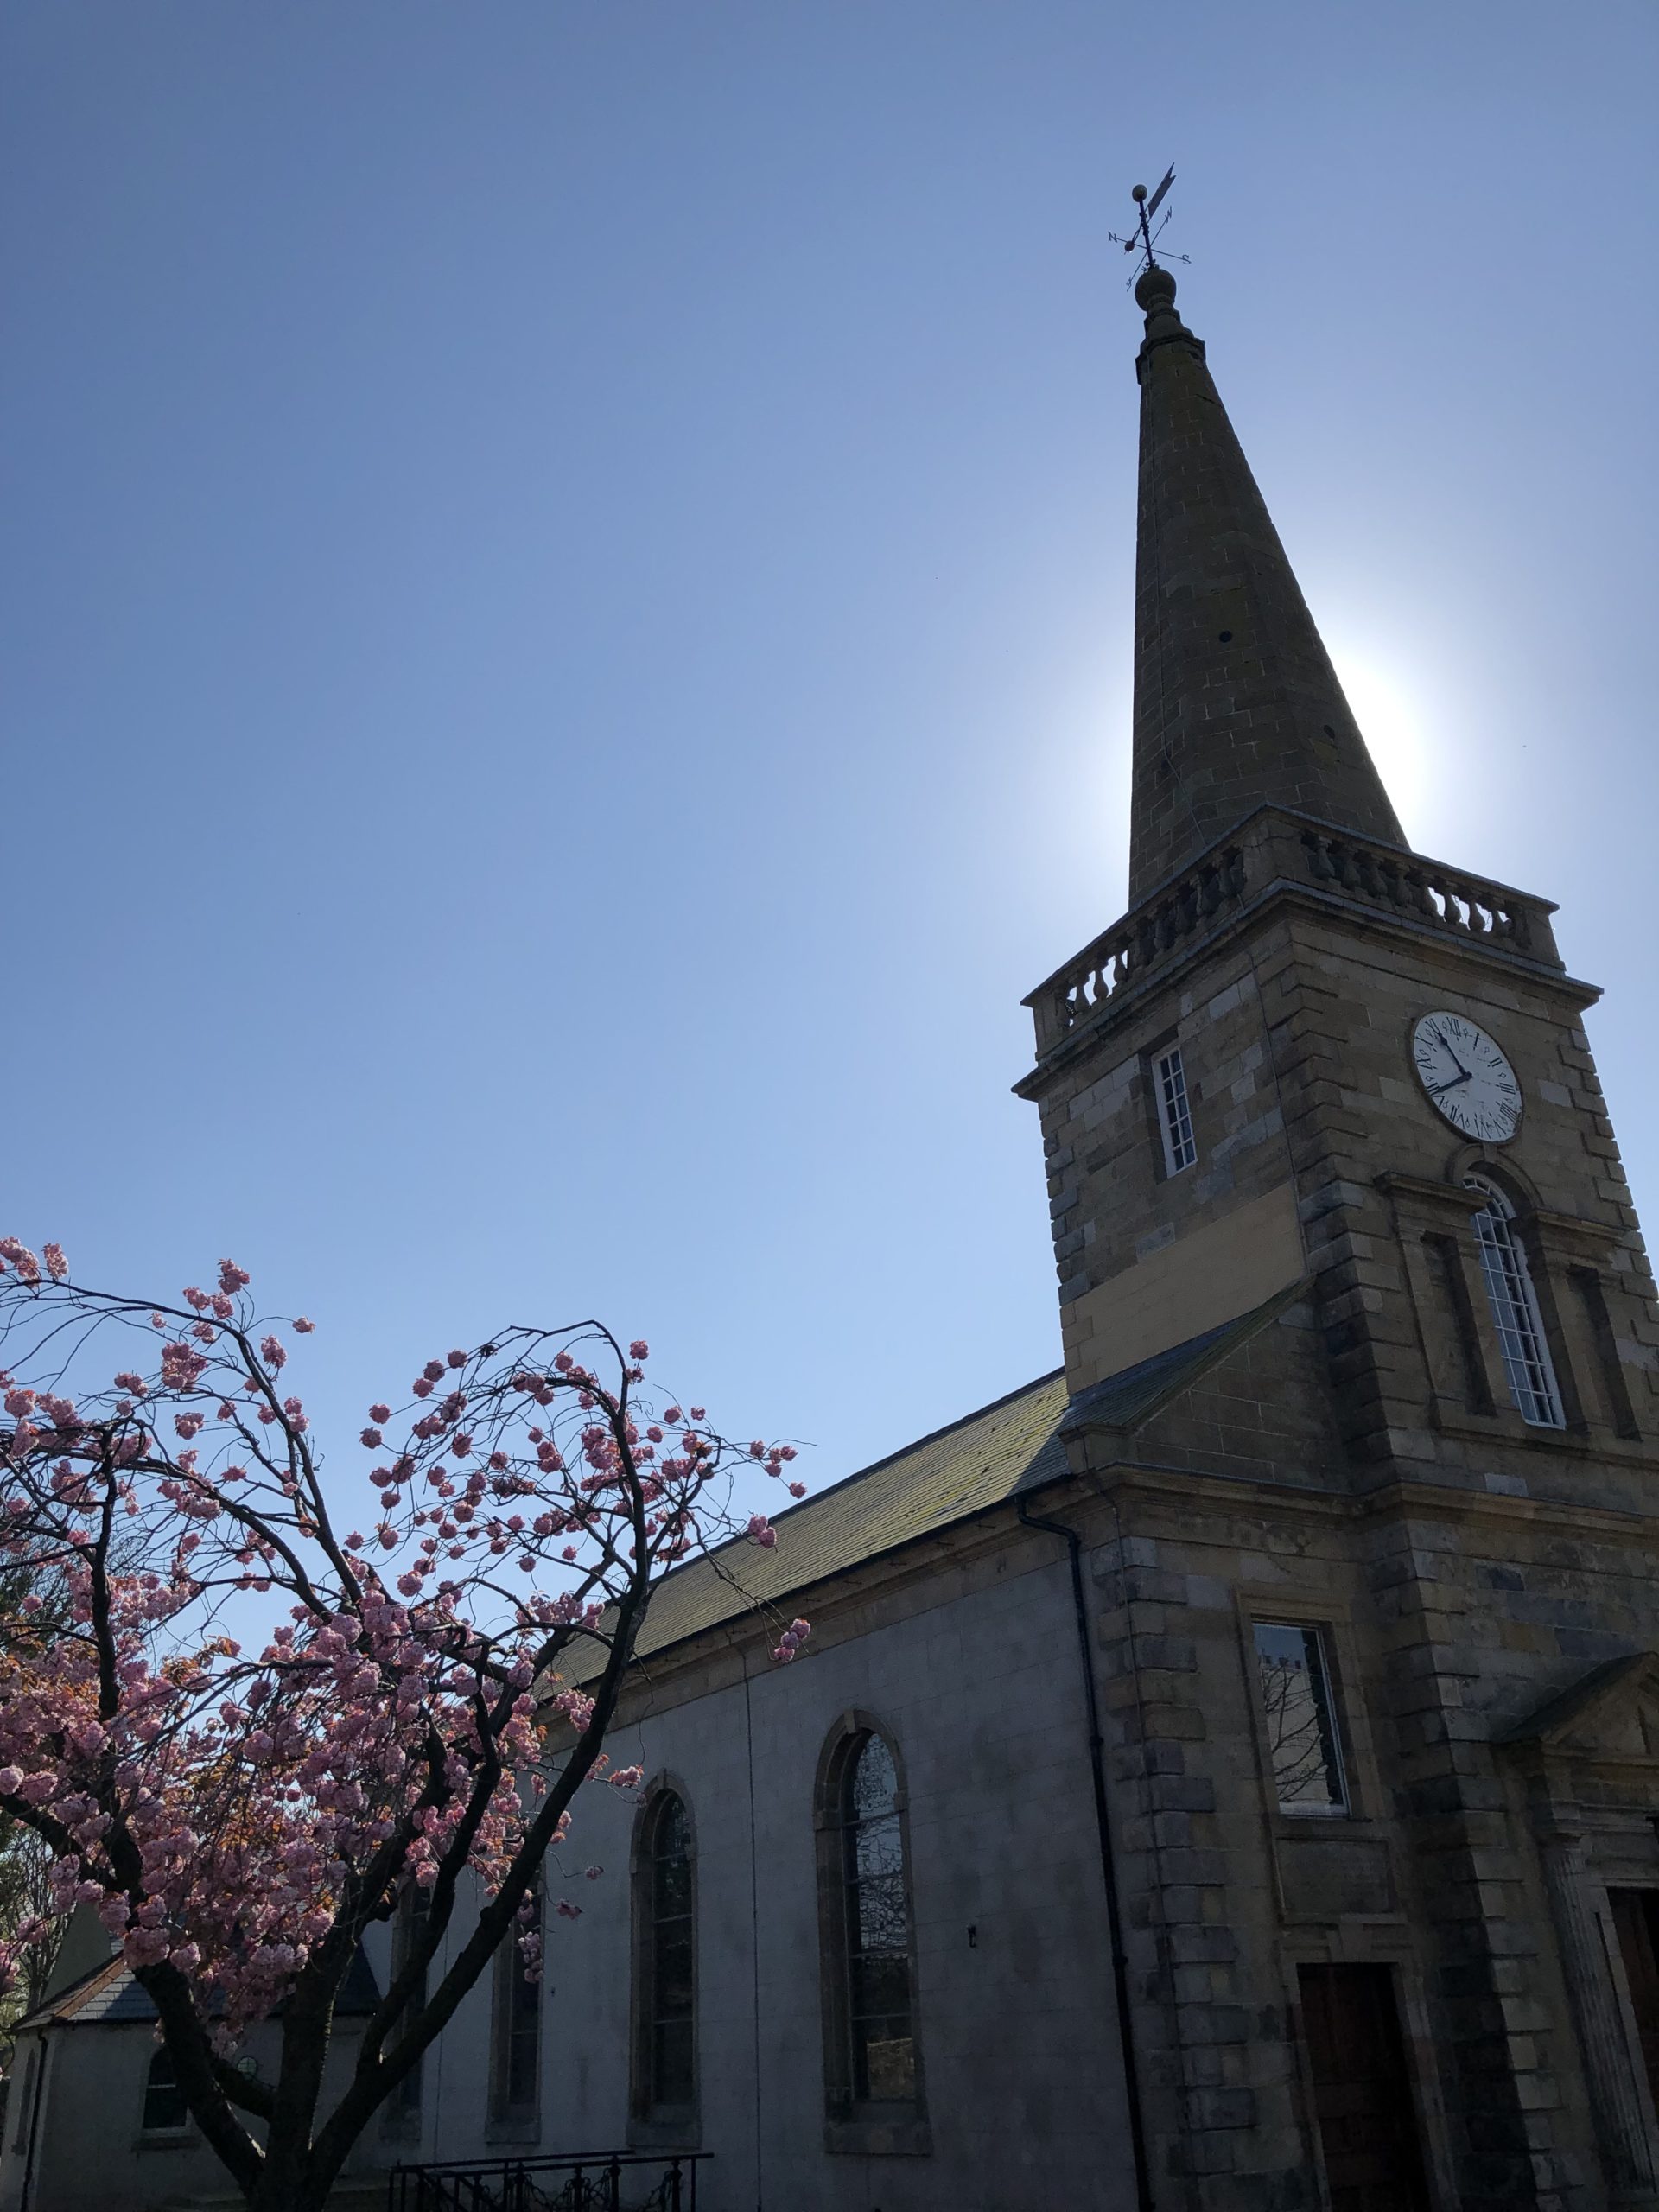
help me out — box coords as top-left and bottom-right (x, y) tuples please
(143, 2044), (189, 2133)
(1155, 1046), (1198, 1175)
(1252, 1622), (1349, 1816)
(1465, 1176), (1565, 1428)
(634, 1789), (696, 2119)
(491, 1875), (543, 2126)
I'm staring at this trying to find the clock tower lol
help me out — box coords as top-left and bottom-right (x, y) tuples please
(1018, 262), (1659, 2210)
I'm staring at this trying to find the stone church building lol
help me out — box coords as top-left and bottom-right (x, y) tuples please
(6, 260), (1659, 2212)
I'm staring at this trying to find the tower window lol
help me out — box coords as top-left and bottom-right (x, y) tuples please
(1465, 1177), (1564, 1428)
(1252, 1622), (1348, 1816)
(1155, 1046), (1197, 1175)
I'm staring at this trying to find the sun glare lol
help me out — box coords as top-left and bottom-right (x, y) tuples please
(1328, 651), (1430, 844)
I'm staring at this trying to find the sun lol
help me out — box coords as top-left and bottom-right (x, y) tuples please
(1328, 650), (1430, 845)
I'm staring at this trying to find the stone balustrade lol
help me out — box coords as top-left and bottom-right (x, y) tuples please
(1295, 826), (1559, 970)
(1025, 807), (1562, 1059)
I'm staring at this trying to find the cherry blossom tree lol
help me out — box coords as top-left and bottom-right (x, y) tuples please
(0, 1237), (810, 2212)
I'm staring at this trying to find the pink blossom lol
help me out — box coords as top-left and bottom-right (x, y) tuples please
(260, 1335), (288, 1371)
(369, 1404), (391, 1424)
(42, 1243), (69, 1281)
(218, 1260), (251, 1295)
(293, 1317), (315, 1334)
(360, 1428), (383, 1450)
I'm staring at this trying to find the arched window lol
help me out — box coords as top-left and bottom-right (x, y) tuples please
(814, 1721), (922, 2128)
(143, 2044), (189, 2133)
(633, 1787), (696, 2120)
(840, 1733), (915, 2103)
(383, 1882), (431, 2132)
(490, 1871), (542, 2130)
(1465, 1175), (1564, 1427)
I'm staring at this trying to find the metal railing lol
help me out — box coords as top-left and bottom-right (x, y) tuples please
(386, 2150), (708, 2212)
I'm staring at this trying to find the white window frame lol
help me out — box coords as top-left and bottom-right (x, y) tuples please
(1465, 1176), (1565, 1428)
(1155, 1046), (1197, 1176)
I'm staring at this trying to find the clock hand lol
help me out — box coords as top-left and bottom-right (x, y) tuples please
(1432, 1027), (1472, 1081)
(1426, 1072), (1472, 1096)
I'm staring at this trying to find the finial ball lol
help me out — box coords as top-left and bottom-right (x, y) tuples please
(1135, 263), (1179, 314)
(1131, 183), (1147, 202)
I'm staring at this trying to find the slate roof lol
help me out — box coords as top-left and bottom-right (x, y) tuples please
(1058, 1284), (1305, 1436)
(15, 1942), (381, 2035)
(577, 1288), (1300, 1674)
(600, 1367), (1072, 1668)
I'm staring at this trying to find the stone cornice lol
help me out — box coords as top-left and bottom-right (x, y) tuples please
(1015, 803), (1599, 1096)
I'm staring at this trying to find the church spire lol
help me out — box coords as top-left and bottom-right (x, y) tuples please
(1126, 262), (1404, 903)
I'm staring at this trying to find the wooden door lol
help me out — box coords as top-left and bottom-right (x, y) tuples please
(1298, 1963), (1431, 2212)
(1608, 1888), (1659, 2119)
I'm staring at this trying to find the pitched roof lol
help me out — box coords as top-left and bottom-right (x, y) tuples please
(14, 1942), (382, 2036)
(600, 1368), (1072, 1668)
(1059, 1285), (1304, 1435)
(582, 1290), (1300, 1674)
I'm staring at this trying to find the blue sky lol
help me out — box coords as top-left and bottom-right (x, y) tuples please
(4, 2), (1656, 1504)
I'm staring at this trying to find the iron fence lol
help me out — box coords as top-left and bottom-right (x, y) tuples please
(386, 2150), (708, 2212)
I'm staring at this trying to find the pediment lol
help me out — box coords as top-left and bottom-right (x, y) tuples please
(1500, 1653), (1659, 1764)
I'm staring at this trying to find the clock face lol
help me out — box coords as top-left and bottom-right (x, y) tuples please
(1410, 1012), (1522, 1142)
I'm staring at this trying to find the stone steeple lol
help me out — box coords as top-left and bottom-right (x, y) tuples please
(1127, 263), (1404, 902)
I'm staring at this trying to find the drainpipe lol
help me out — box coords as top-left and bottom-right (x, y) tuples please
(1018, 1495), (1154, 2212)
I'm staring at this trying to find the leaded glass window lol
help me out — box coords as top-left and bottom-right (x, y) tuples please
(841, 1733), (915, 2103)
(642, 1791), (695, 2112)
(1465, 1176), (1564, 1428)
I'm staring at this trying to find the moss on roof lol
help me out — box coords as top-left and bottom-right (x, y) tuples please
(591, 1367), (1072, 1669)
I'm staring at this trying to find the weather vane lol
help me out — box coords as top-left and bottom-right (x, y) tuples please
(1108, 166), (1191, 285)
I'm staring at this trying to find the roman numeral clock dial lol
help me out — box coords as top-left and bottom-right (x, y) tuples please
(1411, 1012), (1523, 1142)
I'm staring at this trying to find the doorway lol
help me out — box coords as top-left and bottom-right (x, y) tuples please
(1298, 1962), (1431, 2212)
(1608, 1888), (1659, 2121)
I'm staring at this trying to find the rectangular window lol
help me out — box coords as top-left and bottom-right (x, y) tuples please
(1252, 1622), (1348, 1816)
(1155, 1046), (1197, 1175)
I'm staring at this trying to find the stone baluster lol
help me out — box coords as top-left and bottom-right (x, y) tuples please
(1537, 1824), (1659, 2199)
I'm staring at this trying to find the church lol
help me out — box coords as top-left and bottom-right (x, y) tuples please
(5, 254), (1659, 2212)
